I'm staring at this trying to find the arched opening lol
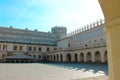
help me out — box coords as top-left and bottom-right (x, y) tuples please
(104, 51), (107, 63)
(57, 54), (59, 62)
(95, 51), (101, 63)
(74, 53), (78, 62)
(46, 55), (49, 61)
(60, 54), (63, 62)
(54, 55), (55, 62)
(66, 54), (71, 62)
(86, 52), (92, 62)
(80, 53), (84, 62)
(51, 55), (52, 61)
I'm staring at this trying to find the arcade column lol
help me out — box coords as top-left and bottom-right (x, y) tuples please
(99, 0), (120, 80)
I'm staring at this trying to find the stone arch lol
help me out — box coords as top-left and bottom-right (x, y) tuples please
(60, 54), (63, 62)
(104, 50), (107, 63)
(86, 52), (92, 62)
(80, 53), (84, 62)
(74, 53), (78, 62)
(46, 55), (49, 61)
(54, 55), (55, 62)
(57, 54), (59, 62)
(51, 55), (52, 61)
(95, 51), (101, 63)
(66, 54), (71, 62)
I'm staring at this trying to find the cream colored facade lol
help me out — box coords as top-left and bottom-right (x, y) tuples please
(0, 26), (66, 62)
(99, 0), (120, 80)
(46, 20), (108, 63)
(0, 42), (57, 62)
(0, 20), (107, 63)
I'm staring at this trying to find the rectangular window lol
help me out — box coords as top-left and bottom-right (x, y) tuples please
(39, 55), (41, 59)
(47, 48), (49, 52)
(68, 43), (70, 47)
(34, 47), (36, 51)
(3, 45), (6, 50)
(54, 48), (57, 50)
(34, 55), (36, 58)
(14, 45), (17, 50)
(19, 46), (23, 51)
(29, 47), (32, 51)
(2, 54), (5, 58)
(0, 44), (1, 50)
(38, 47), (41, 51)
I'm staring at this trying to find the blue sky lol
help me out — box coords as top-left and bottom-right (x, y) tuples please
(0, 0), (104, 33)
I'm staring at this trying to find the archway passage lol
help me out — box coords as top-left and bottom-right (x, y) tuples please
(80, 53), (84, 62)
(46, 55), (49, 61)
(57, 54), (59, 62)
(60, 54), (63, 62)
(86, 52), (92, 62)
(66, 54), (71, 62)
(104, 51), (107, 63)
(74, 54), (78, 62)
(54, 55), (55, 62)
(95, 51), (101, 63)
(51, 55), (52, 61)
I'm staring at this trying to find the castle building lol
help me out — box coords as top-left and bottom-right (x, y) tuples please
(0, 20), (107, 63)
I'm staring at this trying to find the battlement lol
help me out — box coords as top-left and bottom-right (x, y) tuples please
(67, 19), (105, 37)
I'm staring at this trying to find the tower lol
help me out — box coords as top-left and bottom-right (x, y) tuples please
(51, 26), (67, 40)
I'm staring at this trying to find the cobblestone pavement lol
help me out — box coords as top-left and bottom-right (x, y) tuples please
(0, 63), (108, 80)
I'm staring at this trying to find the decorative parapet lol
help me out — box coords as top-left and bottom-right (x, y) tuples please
(67, 19), (105, 37)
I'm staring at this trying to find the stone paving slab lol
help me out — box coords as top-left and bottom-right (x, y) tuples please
(0, 63), (108, 80)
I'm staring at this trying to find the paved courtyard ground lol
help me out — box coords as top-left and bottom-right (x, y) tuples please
(0, 63), (108, 80)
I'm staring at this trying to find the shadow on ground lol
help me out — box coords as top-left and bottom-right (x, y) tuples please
(41, 62), (108, 75)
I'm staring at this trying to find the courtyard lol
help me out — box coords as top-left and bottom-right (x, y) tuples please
(0, 63), (108, 80)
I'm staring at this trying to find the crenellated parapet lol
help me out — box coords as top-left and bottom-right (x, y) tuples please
(67, 19), (105, 37)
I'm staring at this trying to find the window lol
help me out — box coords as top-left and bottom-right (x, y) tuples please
(2, 54), (5, 58)
(29, 47), (32, 51)
(33, 55), (36, 58)
(68, 43), (70, 47)
(34, 47), (36, 51)
(54, 48), (57, 50)
(19, 46), (23, 51)
(0, 44), (1, 50)
(38, 47), (41, 51)
(89, 41), (91, 43)
(3, 45), (6, 50)
(14, 45), (17, 50)
(47, 48), (49, 52)
(39, 55), (41, 59)
(100, 38), (103, 42)
(94, 40), (96, 42)
(85, 44), (87, 47)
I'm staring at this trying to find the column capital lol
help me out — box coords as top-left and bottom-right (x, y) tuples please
(99, 0), (120, 27)
(105, 17), (120, 34)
